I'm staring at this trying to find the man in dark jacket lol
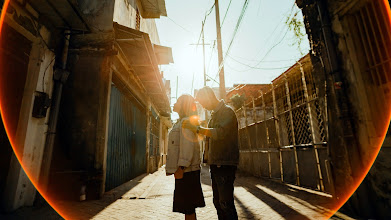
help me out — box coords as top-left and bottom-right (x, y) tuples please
(183, 86), (239, 220)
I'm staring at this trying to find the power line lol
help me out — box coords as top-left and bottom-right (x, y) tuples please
(184, 2), (216, 94)
(235, 26), (291, 71)
(227, 53), (297, 63)
(206, 40), (216, 77)
(221, 0), (232, 27)
(205, 73), (219, 84)
(225, 60), (292, 72)
(166, 16), (195, 35)
(251, 3), (296, 63)
(223, 2), (298, 72)
(196, 2), (216, 51)
(227, 53), (292, 70)
(212, 0), (250, 84)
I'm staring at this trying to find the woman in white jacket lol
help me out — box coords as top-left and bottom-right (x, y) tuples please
(166, 94), (205, 220)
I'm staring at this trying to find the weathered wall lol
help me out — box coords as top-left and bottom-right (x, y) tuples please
(1, 2), (56, 211)
(297, 0), (391, 218)
(77, 0), (115, 32)
(113, 0), (138, 29)
(53, 53), (112, 199)
(47, 0), (116, 199)
(112, 0), (163, 175)
(140, 18), (160, 45)
(113, 0), (160, 44)
(365, 129), (391, 215)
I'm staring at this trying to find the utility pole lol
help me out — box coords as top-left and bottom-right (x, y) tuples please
(215, 0), (226, 100)
(190, 22), (210, 87)
(191, 22), (212, 123)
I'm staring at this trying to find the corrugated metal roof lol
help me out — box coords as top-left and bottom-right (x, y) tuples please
(137, 0), (167, 18)
(27, 0), (90, 32)
(113, 22), (172, 117)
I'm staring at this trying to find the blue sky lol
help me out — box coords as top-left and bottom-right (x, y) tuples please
(155, 0), (309, 116)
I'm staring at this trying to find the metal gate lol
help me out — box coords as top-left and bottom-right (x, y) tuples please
(105, 84), (147, 191)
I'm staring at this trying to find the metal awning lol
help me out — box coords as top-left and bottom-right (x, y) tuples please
(153, 45), (173, 65)
(113, 22), (172, 116)
(136, 0), (167, 18)
(27, 0), (90, 32)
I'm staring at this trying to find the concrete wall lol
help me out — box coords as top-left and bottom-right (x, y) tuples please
(54, 53), (112, 200)
(113, 0), (138, 29)
(1, 2), (56, 211)
(112, 0), (164, 175)
(47, 0), (116, 200)
(140, 18), (160, 45)
(113, 0), (160, 44)
(78, 0), (116, 32)
(298, 0), (391, 217)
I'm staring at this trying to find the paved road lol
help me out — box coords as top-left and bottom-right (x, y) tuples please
(1, 166), (355, 220)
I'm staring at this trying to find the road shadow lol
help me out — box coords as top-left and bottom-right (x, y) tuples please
(235, 177), (313, 220)
(202, 166), (318, 219)
(234, 195), (258, 220)
(0, 172), (149, 220)
(235, 169), (340, 219)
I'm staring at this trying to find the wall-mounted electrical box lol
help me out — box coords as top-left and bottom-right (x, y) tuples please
(32, 92), (51, 118)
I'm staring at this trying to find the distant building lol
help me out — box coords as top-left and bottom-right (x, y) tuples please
(227, 84), (271, 105)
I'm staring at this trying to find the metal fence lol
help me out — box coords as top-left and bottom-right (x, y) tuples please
(236, 57), (331, 193)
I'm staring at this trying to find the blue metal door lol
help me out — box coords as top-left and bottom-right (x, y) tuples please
(105, 84), (146, 191)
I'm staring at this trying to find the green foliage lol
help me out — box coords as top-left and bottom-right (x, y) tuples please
(286, 10), (307, 54)
(230, 93), (246, 110)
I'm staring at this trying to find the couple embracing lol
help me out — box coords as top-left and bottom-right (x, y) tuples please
(166, 86), (239, 220)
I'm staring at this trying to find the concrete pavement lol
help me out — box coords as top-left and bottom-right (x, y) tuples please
(1, 165), (356, 220)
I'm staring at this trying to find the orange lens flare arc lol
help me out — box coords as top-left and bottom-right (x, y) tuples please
(0, 1), (69, 219)
(0, 0), (390, 219)
(326, 1), (391, 217)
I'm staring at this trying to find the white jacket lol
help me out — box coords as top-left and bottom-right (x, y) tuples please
(166, 117), (201, 174)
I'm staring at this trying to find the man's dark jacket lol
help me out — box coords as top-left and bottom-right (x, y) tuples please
(207, 101), (239, 166)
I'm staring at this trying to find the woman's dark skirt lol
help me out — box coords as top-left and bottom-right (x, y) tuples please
(173, 170), (205, 215)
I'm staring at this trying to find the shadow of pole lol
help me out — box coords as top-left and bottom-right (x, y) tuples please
(235, 178), (313, 220)
(234, 195), (257, 220)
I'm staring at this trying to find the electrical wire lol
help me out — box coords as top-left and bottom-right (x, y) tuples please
(225, 59), (292, 72)
(206, 40), (216, 76)
(183, 2), (215, 94)
(221, 0), (232, 27)
(221, 2), (298, 73)
(252, 3), (296, 59)
(227, 53), (297, 63)
(212, 0), (250, 84)
(166, 16), (195, 35)
(196, 2), (216, 51)
(42, 57), (56, 93)
(235, 26), (291, 71)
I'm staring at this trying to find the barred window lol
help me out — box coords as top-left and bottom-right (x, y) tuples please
(136, 8), (141, 30)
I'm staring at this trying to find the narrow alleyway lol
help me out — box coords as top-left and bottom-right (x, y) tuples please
(2, 166), (355, 220)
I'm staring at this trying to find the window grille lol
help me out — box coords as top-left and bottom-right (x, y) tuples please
(346, 0), (391, 135)
(136, 8), (141, 30)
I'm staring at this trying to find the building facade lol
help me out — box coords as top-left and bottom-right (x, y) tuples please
(297, 0), (391, 217)
(236, 54), (330, 193)
(0, 0), (172, 212)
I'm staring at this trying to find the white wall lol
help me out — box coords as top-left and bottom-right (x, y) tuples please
(113, 0), (160, 44)
(2, 3), (55, 210)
